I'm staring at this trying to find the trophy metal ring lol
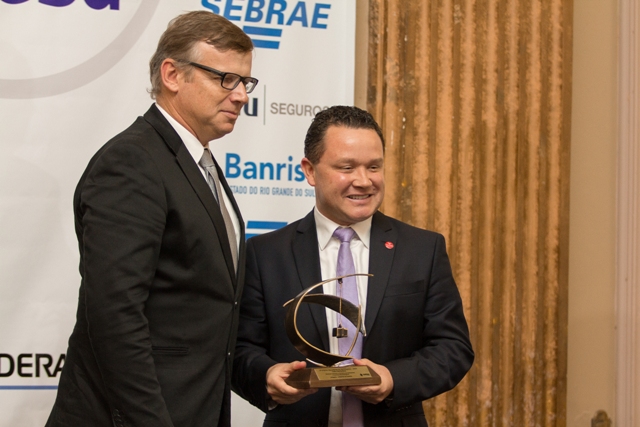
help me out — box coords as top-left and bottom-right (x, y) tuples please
(283, 273), (373, 367)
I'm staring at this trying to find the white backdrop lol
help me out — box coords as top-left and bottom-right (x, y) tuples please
(0, 1), (354, 425)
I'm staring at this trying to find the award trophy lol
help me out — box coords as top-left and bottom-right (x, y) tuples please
(283, 273), (382, 389)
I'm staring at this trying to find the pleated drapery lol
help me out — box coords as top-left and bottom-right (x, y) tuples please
(367, 1), (572, 425)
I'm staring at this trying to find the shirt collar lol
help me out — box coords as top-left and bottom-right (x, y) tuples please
(314, 207), (372, 251)
(155, 102), (208, 161)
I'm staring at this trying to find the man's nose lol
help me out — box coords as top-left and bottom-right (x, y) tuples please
(352, 168), (373, 187)
(230, 83), (249, 104)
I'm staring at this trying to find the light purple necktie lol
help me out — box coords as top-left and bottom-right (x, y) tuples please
(333, 226), (364, 427)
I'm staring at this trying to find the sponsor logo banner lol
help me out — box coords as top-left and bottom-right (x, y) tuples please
(0, 1), (354, 424)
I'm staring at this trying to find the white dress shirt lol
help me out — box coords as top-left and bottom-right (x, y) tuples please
(314, 208), (372, 427)
(155, 103), (240, 256)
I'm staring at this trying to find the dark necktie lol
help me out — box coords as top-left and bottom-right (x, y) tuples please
(199, 148), (238, 272)
(333, 226), (363, 427)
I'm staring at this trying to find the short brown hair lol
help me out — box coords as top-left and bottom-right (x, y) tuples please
(149, 11), (254, 99)
(304, 106), (385, 164)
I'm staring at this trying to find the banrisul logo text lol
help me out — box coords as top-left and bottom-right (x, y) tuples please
(202, 0), (331, 49)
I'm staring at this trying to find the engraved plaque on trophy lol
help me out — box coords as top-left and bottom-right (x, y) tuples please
(283, 274), (382, 389)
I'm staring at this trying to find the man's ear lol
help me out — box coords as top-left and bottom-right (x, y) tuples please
(160, 59), (181, 94)
(300, 158), (316, 187)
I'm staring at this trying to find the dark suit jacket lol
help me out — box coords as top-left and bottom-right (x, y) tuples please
(232, 210), (473, 427)
(46, 105), (245, 427)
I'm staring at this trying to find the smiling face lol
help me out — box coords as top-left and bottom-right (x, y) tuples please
(301, 126), (385, 226)
(159, 41), (252, 144)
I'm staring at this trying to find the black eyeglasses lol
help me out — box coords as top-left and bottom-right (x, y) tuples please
(182, 61), (258, 94)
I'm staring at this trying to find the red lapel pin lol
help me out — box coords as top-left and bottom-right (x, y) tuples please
(385, 241), (394, 249)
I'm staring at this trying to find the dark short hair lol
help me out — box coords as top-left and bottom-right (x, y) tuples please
(304, 106), (385, 164)
(149, 11), (254, 99)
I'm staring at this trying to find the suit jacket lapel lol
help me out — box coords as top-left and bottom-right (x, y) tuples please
(215, 161), (246, 297)
(143, 105), (238, 285)
(365, 211), (396, 334)
(210, 156), (242, 284)
(292, 211), (331, 351)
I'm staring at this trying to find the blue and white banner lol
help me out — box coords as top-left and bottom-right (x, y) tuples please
(0, 1), (355, 425)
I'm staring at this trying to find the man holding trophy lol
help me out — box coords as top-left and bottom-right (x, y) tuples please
(232, 106), (474, 427)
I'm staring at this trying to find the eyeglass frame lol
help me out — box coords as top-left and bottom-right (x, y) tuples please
(179, 60), (259, 94)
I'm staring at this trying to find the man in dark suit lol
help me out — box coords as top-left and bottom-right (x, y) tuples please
(46, 11), (258, 427)
(232, 106), (474, 427)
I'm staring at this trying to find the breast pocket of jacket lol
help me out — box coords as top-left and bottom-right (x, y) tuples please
(383, 279), (425, 297)
(381, 280), (426, 328)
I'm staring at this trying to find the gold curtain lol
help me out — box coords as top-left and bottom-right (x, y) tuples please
(366, 0), (572, 425)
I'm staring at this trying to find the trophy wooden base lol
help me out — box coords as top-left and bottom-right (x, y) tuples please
(285, 365), (381, 389)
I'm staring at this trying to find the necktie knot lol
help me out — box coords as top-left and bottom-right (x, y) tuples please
(333, 226), (356, 244)
(199, 148), (215, 169)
